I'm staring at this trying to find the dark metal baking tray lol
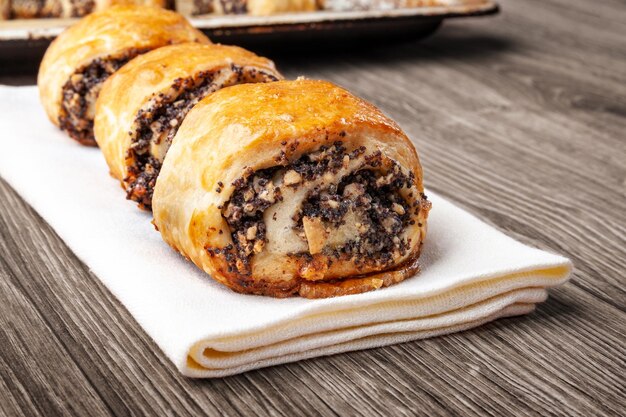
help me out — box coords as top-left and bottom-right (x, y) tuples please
(0, 0), (498, 61)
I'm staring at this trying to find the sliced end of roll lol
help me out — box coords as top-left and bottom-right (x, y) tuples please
(127, 65), (280, 208)
(59, 47), (149, 146)
(213, 141), (430, 298)
(93, 43), (282, 210)
(153, 80), (431, 299)
(37, 5), (210, 146)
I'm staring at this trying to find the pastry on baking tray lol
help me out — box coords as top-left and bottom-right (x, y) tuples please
(37, 5), (210, 146)
(9, 0), (62, 18)
(321, 0), (438, 11)
(92, 0), (174, 13)
(7, 0), (172, 18)
(187, 0), (436, 15)
(94, 42), (283, 209)
(191, 0), (316, 16)
(152, 79), (431, 298)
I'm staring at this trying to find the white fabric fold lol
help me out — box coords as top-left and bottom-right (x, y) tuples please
(0, 86), (571, 378)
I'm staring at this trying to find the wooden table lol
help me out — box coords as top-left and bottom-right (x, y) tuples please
(1, 0), (624, 415)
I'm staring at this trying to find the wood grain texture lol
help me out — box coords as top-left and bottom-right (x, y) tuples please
(1, 0), (625, 415)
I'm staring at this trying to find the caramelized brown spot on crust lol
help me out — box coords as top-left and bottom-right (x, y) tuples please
(204, 243), (424, 298)
(298, 251), (422, 299)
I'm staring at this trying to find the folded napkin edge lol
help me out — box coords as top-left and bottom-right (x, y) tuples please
(181, 301), (538, 378)
(182, 264), (571, 348)
(188, 286), (549, 369)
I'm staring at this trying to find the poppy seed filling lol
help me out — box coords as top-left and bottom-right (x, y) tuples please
(220, 142), (427, 276)
(126, 65), (280, 209)
(60, 49), (146, 145)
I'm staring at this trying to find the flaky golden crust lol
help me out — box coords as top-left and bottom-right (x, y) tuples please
(152, 80), (430, 298)
(37, 5), (210, 132)
(94, 42), (282, 186)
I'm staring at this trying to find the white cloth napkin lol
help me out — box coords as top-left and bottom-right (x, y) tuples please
(0, 86), (571, 378)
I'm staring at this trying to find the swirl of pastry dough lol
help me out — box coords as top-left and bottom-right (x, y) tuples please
(152, 79), (431, 298)
(38, 5), (210, 146)
(94, 42), (283, 209)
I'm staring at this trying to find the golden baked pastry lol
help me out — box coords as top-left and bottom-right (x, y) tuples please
(7, 0), (172, 19)
(37, 5), (210, 146)
(94, 42), (283, 209)
(152, 79), (431, 298)
(1, 0), (10, 19)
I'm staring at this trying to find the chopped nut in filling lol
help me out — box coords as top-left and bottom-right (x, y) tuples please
(220, 142), (428, 277)
(220, 168), (284, 274)
(295, 166), (414, 268)
(125, 65), (280, 209)
(60, 49), (146, 146)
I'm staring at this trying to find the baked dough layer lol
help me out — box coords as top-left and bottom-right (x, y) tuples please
(37, 5), (210, 145)
(152, 79), (430, 298)
(94, 42), (283, 209)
